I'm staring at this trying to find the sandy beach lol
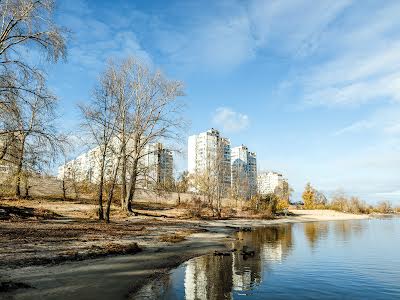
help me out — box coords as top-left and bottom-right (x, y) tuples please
(0, 203), (369, 300)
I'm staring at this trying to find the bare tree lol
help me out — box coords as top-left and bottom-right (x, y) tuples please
(175, 170), (189, 205)
(231, 160), (250, 208)
(0, 0), (67, 133)
(11, 92), (65, 197)
(79, 57), (185, 220)
(191, 139), (230, 218)
(115, 58), (185, 213)
(0, 0), (67, 196)
(79, 65), (121, 220)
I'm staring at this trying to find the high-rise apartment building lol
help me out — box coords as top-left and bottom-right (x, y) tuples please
(257, 171), (287, 195)
(188, 128), (231, 193)
(58, 141), (173, 187)
(143, 143), (173, 186)
(231, 145), (257, 199)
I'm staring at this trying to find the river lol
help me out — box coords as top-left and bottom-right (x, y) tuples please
(135, 217), (400, 299)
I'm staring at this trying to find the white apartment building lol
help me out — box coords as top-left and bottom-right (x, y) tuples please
(231, 145), (257, 199)
(257, 171), (286, 195)
(143, 143), (173, 187)
(58, 140), (173, 188)
(188, 128), (231, 193)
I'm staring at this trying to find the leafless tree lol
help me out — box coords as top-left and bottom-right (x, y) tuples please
(0, 0), (67, 197)
(79, 57), (185, 220)
(175, 170), (189, 205)
(231, 160), (250, 208)
(191, 140), (230, 218)
(79, 65), (121, 220)
(114, 58), (185, 213)
(0, 0), (67, 133)
(11, 92), (65, 197)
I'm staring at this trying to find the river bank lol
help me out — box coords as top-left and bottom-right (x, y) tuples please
(0, 199), (370, 299)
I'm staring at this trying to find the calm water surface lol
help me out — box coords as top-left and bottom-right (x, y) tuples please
(136, 218), (400, 299)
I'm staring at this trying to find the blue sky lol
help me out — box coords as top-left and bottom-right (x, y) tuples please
(48, 0), (400, 204)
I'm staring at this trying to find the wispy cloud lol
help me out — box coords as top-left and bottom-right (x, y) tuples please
(297, 2), (400, 107)
(248, 0), (352, 56)
(334, 120), (374, 136)
(384, 123), (400, 135)
(375, 190), (400, 198)
(212, 107), (250, 133)
(152, 0), (352, 71)
(58, 2), (153, 74)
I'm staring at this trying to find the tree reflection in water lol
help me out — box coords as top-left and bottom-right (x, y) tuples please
(183, 225), (294, 300)
(304, 222), (329, 249)
(134, 219), (388, 300)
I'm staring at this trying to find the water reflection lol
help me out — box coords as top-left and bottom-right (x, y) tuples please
(304, 222), (329, 249)
(185, 255), (233, 300)
(183, 225), (294, 299)
(136, 219), (400, 300)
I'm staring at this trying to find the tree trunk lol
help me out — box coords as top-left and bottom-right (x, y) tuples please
(15, 157), (23, 198)
(125, 158), (138, 213)
(23, 175), (29, 198)
(62, 179), (67, 200)
(120, 143), (127, 208)
(106, 156), (121, 223)
(0, 141), (7, 161)
(14, 135), (26, 199)
(97, 153), (107, 220)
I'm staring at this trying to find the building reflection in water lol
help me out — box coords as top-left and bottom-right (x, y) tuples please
(134, 221), (370, 299)
(183, 225), (293, 299)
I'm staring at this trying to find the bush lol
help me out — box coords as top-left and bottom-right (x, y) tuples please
(249, 193), (278, 216)
(276, 198), (290, 211)
(374, 201), (392, 213)
(328, 193), (395, 214)
(329, 194), (369, 214)
(187, 196), (203, 218)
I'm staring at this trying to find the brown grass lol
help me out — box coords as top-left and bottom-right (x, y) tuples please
(158, 229), (197, 243)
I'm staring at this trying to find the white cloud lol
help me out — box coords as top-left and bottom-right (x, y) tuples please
(154, 0), (352, 71)
(384, 123), (400, 135)
(375, 190), (400, 197)
(334, 105), (400, 136)
(60, 4), (153, 74)
(158, 9), (255, 71)
(248, 0), (352, 56)
(296, 2), (400, 107)
(334, 120), (374, 136)
(212, 107), (250, 133)
(303, 47), (400, 107)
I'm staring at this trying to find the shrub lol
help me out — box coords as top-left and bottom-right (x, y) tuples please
(187, 196), (203, 218)
(276, 198), (290, 211)
(249, 193), (278, 215)
(374, 201), (392, 213)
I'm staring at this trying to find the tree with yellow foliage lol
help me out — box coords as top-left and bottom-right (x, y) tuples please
(302, 183), (316, 209)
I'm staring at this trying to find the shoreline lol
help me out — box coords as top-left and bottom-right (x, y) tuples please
(0, 210), (371, 299)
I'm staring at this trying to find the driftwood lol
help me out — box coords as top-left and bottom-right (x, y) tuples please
(132, 210), (173, 219)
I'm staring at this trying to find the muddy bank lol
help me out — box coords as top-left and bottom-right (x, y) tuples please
(0, 230), (233, 300)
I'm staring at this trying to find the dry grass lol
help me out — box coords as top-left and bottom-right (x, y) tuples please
(0, 196), (209, 268)
(159, 233), (186, 243)
(158, 229), (198, 243)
